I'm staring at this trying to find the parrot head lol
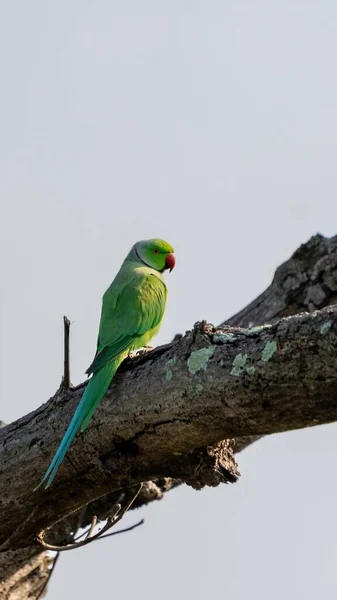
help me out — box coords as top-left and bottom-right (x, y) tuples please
(134, 238), (175, 272)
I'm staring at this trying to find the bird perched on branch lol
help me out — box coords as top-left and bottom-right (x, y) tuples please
(36, 238), (175, 489)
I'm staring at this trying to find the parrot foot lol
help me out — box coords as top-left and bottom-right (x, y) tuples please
(128, 346), (154, 360)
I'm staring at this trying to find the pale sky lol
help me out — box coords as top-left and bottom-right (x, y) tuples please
(1, 1), (337, 599)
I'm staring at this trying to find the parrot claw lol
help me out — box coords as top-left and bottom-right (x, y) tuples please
(128, 346), (154, 360)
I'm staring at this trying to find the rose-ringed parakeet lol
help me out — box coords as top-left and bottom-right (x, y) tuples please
(36, 238), (175, 489)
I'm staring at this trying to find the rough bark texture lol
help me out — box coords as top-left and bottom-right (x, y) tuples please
(224, 232), (337, 451)
(0, 549), (53, 600)
(223, 232), (337, 327)
(1, 233), (337, 599)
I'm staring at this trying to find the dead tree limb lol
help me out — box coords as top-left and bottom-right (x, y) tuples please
(2, 303), (337, 551)
(1, 233), (337, 599)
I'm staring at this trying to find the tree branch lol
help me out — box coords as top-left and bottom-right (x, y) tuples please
(224, 232), (337, 328)
(224, 232), (337, 451)
(2, 233), (337, 598)
(2, 303), (337, 554)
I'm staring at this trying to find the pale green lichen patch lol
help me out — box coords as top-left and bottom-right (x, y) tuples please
(230, 353), (248, 376)
(196, 383), (204, 393)
(230, 353), (257, 377)
(320, 320), (332, 335)
(188, 347), (215, 374)
(164, 358), (176, 382)
(245, 366), (256, 376)
(261, 341), (277, 362)
(213, 333), (237, 343)
(243, 324), (272, 336)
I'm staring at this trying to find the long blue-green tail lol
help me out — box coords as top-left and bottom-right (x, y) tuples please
(35, 361), (119, 490)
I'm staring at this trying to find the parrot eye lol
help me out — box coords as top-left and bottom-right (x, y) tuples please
(153, 249), (159, 254)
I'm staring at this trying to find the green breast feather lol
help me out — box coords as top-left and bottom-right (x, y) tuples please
(87, 266), (167, 375)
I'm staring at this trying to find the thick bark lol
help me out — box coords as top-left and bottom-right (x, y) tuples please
(225, 232), (337, 451)
(2, 306), (337, 547)
(223, 232), (337, 327)
(0, 549), (53, 600)
(1, 233), (337, 598)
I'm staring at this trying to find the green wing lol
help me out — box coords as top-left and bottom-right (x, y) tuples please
(86, 269), (167, 376)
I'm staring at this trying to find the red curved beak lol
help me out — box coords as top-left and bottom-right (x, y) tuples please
(165, 253), (175, 272)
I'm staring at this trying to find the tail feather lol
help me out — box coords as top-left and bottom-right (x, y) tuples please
(35, 361), (118, 490)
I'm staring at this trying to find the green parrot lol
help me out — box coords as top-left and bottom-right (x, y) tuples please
(36, 238), (175, 489)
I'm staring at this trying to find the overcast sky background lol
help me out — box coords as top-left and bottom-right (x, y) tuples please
(1, 1), (337, 598)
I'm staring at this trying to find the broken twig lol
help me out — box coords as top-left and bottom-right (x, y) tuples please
(62, 315), (71, 389)
(36, 484), (143, 552)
